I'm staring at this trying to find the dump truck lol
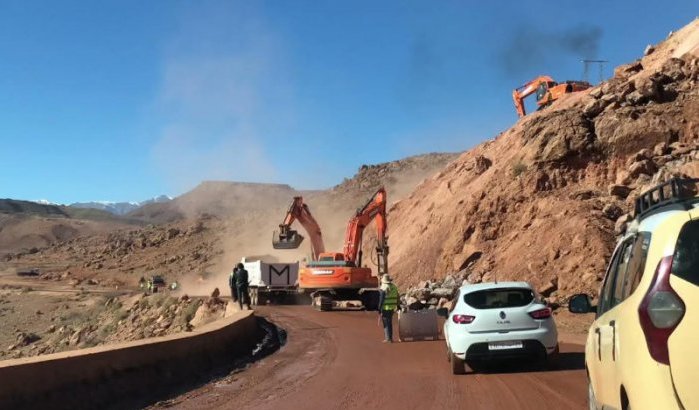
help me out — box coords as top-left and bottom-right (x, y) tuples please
(272, 188), (388, 311)
(241, 257), (300, 306)
(512, 75), (591, 117)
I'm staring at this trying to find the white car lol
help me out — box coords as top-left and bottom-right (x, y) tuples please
(438, 281), (559, 374)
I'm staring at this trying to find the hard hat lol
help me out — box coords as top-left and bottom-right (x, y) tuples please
(381, 274), (393, 284)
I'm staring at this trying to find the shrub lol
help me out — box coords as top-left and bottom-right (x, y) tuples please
(512, 162), (527, 177)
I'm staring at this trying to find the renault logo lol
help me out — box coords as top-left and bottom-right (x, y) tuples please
(499, 311), (506, 319)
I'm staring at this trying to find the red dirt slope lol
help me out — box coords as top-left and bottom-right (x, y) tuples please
(388, 19), (699, 304)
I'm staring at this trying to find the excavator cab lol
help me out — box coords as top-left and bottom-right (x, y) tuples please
(535, 82), (550, 101)
(272, 225), (305, 249)
(318, 252), (346, 262)
(307, 252), (351, 267)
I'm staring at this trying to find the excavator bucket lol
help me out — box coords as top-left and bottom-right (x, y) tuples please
(272, 229), (305, 249)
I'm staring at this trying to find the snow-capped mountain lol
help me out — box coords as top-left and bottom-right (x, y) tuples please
(69, 195), (172, 216)
(32, 199), (60, 205)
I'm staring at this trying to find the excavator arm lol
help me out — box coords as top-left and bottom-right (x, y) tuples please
(273, 196), (325, 260)
(342, 187), (389, 275)
(512, 75), (555, 118)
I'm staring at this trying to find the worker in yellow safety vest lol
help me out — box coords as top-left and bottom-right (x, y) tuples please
(378, 274), (400, 343)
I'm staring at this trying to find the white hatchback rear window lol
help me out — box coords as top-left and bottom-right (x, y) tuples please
(463, 288), (534, 309)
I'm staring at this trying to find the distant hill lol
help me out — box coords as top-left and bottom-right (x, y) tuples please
(0, 199), (67, 217)
(69, 195), (172, 216)
(0, 199), (142, 222)
(127, 154), (459, 226)
(128, 182), (299, 224)
(0, 199), (142, 256)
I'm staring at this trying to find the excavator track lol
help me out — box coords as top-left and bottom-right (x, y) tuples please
(308, 288), (380, 311)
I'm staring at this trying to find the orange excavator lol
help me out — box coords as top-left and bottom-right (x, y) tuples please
(272, 196), (325, 260)
(512, 75), (591, 117)
(273, 187), (389, 310)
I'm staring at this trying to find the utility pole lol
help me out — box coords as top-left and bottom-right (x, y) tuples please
(582, 59), (608, 84)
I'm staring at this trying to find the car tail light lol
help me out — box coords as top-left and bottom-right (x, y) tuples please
(529, 307), (552, 319)
(452, 314), (475, 324)
(638, 255), (686, 365)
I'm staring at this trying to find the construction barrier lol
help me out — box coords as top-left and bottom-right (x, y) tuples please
(0, 310), (258, 409)
(397, 309), (441, 342)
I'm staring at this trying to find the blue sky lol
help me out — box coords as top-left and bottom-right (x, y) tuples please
(0, 0), (696, 203)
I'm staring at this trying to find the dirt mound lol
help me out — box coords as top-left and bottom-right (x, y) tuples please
(388, 19), (699, 304)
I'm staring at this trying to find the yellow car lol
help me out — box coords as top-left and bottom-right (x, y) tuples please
(570, 178), (699, 410)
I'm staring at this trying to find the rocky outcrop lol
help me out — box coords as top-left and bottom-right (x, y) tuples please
(10, 215), (222, 289)
(1, 293), (212, 359)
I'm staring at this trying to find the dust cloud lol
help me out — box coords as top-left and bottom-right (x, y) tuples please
(179, 178), (423, 297)
(149, 1), (294, 195)
(175, 184), (308, 296)
(163, 154), (455, 296)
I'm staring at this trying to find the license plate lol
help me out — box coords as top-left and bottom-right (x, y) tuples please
(488, 341), (523, 350)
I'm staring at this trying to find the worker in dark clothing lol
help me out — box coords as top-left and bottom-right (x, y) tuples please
(235, 262), (250, 310)
(229, 266), (239, 302)
(377, 274), (400, 343)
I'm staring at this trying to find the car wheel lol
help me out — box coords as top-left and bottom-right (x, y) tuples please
(451, 351), (466, 375)
(588, 381), (597, 410)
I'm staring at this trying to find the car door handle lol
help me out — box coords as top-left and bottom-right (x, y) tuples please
(609, 320), (616, 361)
(594, 327), (601, 361)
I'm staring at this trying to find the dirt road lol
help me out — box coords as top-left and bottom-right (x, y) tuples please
(166, 306), (588, 410)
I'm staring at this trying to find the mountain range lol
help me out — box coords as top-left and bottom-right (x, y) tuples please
(68, 195), (173, 215)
